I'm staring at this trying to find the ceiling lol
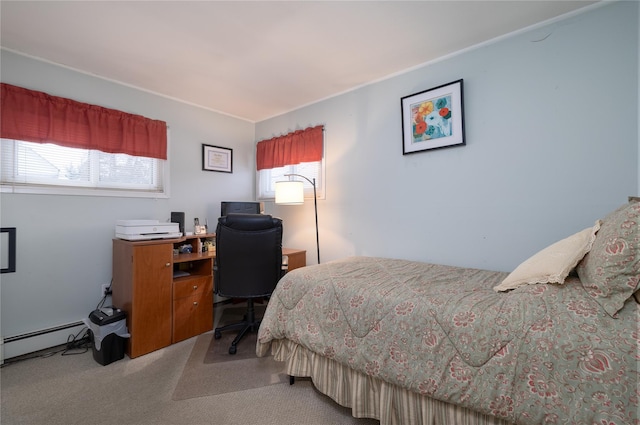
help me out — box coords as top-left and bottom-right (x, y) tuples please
(1, 1), (598, 123)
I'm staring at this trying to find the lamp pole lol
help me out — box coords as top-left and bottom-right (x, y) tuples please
(284, 173), (320, 264)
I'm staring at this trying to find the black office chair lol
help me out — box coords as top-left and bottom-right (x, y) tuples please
(213, 213), (286, 354)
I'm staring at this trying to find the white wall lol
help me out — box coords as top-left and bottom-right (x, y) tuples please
(259, 1), (639, 271)
(0, 51), (256, 357)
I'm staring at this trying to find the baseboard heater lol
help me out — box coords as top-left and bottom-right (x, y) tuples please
(3, 321), (84, 344)
(3, 321), (86, 360)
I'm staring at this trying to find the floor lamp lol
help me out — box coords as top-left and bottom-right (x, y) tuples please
(275, 174), (320, 264)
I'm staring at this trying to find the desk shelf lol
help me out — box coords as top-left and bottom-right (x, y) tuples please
(173, 250), (215, 264)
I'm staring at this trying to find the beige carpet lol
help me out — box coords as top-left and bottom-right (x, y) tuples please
(1, 336), (380, 425)
(204, 305), (266, 363)
(172, 305), (289, 400)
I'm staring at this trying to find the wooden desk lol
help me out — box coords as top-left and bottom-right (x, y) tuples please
(283, 248), (307, 272)
(112, 235), (306, 358)
(172, 233), (306, 272)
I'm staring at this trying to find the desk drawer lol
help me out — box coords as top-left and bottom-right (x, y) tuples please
(172, 290), (213, 342)
(173, 276), (212, 299)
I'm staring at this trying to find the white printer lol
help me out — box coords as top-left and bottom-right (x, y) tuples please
(115, 219), (182, 241)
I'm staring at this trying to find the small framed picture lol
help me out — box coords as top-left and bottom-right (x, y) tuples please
(202, 144), (232, 173)
(1, 227), (16, 274)
(401, 79), (465, 155)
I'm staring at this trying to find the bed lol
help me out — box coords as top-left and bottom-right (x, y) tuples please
(257, 201), (639, 425)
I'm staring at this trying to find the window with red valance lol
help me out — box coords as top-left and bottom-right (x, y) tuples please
(256, 125), (323, 170)
(1, 83), (167, 160)
(1, 83), (168, 197)
(256, 125), (324, 200)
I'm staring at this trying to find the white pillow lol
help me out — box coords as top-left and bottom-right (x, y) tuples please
(494, 220), (602, 292)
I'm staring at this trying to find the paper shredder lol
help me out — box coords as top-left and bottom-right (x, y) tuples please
(84, 307), (130, 366)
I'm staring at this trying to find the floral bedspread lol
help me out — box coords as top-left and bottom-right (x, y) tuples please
(257, 256), (639, 425)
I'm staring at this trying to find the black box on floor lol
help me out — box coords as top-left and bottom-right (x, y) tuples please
(86, 307), (129, 366)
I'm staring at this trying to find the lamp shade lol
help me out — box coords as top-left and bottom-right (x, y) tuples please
(275, 181), (304, 205)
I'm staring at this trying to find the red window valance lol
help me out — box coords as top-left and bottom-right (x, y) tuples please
(0, 83), (167, 160)
(256, 125), (323, 170)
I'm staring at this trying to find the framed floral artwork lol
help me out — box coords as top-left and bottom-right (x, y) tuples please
(401, 79), (465, 154)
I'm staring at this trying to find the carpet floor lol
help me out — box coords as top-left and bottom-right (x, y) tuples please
(173, 305), (289, 400)
(1, 303), (379, 425)
(204, 305), (268, 363)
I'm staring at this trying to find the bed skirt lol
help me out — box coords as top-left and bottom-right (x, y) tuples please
(269, 339), (515, 425)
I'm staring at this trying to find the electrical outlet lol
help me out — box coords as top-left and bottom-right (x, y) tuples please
(101, 284), (111, 298)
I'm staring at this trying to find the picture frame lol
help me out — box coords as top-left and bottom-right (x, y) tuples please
(202, 144), (232, 173)
(401, 79), (465, 155)
(1, 227), (16, 274)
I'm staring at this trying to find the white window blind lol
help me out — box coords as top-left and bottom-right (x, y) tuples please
(1, 139), (168, 197)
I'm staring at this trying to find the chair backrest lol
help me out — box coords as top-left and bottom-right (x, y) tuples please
(214, 213), (283, 299)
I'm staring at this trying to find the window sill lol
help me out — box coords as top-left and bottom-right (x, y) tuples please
(1, 184), (169, 198)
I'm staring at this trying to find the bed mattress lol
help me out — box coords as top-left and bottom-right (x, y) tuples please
(257, 256), (639, 425)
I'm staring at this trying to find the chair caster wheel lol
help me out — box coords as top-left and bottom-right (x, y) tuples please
(214, 330), (221, 340)
(229, 345), (237, 355)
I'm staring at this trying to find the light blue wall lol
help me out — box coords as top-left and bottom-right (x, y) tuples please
(0, 51), (255, 357)
(259, 1), (639, 270)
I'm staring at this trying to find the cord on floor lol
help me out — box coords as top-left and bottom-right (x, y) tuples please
(1, 327), (92, 368)
(61, 327), (92, 356)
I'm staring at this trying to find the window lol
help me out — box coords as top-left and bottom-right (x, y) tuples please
(1, 138), (168, 197)
(0, 83), (168, 197)
(257, 160), (324, 200)
(255, 125), (324, 200)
